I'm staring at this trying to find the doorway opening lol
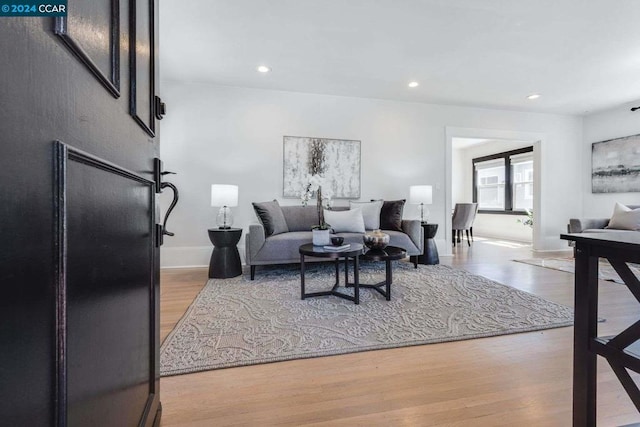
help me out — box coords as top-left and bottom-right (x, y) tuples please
(445, 127), (543, 257)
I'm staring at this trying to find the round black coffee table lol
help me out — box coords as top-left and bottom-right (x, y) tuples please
(357, 245), (407, 301)
(299, 243), (364, 304)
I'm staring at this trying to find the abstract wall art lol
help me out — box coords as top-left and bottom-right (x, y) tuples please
(592, 134), (640, 193)
(283, 136), (361, 199)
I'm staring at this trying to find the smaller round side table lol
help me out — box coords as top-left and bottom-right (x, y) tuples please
(207, 228), (243, 278)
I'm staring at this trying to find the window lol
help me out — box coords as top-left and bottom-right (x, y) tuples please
(475, 158), (505, 210)
(472, 146), (533, 214)
(511, 152), (534, 211)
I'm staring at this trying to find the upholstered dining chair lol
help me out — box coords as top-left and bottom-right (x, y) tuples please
(452, 203), (478, 247)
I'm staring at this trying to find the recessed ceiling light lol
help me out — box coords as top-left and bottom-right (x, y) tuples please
(257, 65), (271, 73)
(408, 81), (419, 88)
(527, 94), (541, 100)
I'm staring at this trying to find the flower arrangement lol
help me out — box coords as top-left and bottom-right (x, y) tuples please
(300, 175), (332, 230)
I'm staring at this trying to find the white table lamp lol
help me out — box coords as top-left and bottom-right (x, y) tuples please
(409, 185), (432, 223)
(211, 184), (238, 229)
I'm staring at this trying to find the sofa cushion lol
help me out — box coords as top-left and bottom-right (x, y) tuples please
(253, 231), (313, 262)
(349, 200), (383, 230)
(252, 200), (289, 236)
(280, 205), (320, 231)
(379, 199), (405, 232)
(584, 228), (633, 234)
(606, 202), (640, 231)
(324, 208), (366, 233)
(253, 229), (418, 264)
(332, 230), (419, 253)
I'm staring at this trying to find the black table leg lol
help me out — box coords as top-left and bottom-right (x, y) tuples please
(344, 256), (349, 285)
(385, 259), (392, 301)
(572, 244), (599, 427)
(354, 256), (359, 305)
(300, 254), (306, 300)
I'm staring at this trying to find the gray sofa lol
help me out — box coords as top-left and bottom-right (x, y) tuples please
(567, 204), (640, 252)
(568, 204), (640, 235)
(246, 205), (424, 280)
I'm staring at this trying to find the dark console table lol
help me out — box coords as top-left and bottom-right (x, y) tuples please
(560, 232), (640, 426)
(411, 223), (439, 265)
(208, 228), (242, 278)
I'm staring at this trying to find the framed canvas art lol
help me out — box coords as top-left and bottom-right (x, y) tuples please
(283, 136), (361, 199)
(592, 134), (640, 193)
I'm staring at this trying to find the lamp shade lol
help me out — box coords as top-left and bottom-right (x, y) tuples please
(409, 185), (432, 205)
(211, 184), (238, 207)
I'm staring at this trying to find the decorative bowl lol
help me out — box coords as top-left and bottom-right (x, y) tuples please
(330, 236), (344, 246)
(363, 229), (390, 250)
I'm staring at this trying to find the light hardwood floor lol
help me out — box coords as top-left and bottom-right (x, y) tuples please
(160, 238), (640, 426)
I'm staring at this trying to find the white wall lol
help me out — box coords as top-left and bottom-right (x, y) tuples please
(159, 82), (583, 267)
(582, 100), (640, 217)
(451, 146), (464, 208)
(452, 140), (533, 242)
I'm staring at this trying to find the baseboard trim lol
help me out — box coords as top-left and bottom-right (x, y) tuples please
(161, 264), (208, 269)
(161, 244), (247, 268)
(531, 248), (573, 254)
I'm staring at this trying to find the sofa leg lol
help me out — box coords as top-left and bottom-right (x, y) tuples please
(413, 256), (418, 268)
(250, 265), (256, 280)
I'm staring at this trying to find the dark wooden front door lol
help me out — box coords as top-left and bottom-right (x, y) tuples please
(1, 1), (162, 425)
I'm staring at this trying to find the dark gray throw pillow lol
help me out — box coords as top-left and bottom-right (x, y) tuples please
(379, 199), (405, 232)
(252, 200), (289, 236)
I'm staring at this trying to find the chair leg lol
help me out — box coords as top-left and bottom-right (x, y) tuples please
(452, 230), (456, 247)
(250, 265), (256, 280)
(470, 227), (474, 242)
(466, 230), (471, 246)
(457, 230), (461, 243)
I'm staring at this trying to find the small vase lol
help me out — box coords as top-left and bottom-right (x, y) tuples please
(312, 229), (331, 246)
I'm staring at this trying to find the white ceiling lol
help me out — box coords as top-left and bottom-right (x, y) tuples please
(159, 0), (640, 115)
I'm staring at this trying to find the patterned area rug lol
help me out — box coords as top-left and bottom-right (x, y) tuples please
(513, 257), (640, 284)
(160, 263), (573, 377)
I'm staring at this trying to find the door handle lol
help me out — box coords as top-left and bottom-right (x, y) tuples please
(154, 158), (178, 246)
(160, 178), (178, 237)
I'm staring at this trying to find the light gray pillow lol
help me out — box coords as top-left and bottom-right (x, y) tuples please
(252, 200), (289, 236)
(324, 208), (365, 233)
(606, 202), (640, 230)
(349, 200), (383, 230)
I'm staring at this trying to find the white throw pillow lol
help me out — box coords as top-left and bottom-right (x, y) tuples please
(349, 200), (383, 230)
(606, 202), (640, 230)
(324, 208), (366, 233)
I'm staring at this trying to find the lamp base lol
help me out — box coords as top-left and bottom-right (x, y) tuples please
(419, 205), (430, 224)
(216, 206), (234, 229)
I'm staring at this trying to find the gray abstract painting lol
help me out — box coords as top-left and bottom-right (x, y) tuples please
(592, 134), (640, 193)
(283, 136), (361, 198)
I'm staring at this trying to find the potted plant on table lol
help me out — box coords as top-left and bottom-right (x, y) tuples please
(301, 175), (333, 246)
